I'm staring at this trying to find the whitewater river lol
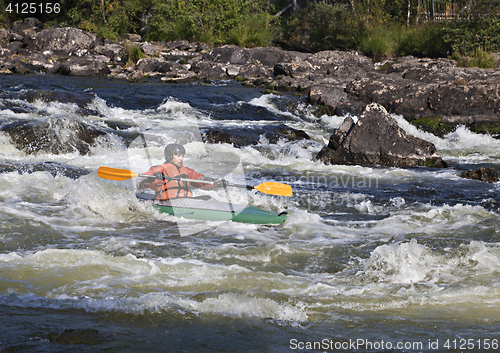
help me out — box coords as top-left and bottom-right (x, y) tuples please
(1, 74), (499, 352)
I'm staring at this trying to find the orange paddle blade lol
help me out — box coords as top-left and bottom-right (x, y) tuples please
(98, 166), (139, 181)
(254, 182), (293, 197)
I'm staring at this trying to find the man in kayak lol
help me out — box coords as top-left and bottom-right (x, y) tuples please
(137, 143), (228, 200)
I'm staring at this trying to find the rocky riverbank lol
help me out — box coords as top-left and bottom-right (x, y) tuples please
(1, 19), (499, 179)
(2, 18), (500, 132)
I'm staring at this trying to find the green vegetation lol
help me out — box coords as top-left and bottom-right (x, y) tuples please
(1, 0), (499, 63)
(406, 116), (456, 136)
(124, 41), (146, 67)
(451, 49), (497, 69)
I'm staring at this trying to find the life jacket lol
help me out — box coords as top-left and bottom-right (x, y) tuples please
(145, 163), (194, 200)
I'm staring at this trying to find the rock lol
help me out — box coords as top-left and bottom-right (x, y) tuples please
(247, 47), (291, 67)
(136, 57), (173, 73)
(225, 64), (240, 76)
(165, 39), (197, 51)
(206, 45), (252, 65)
(191, 61), (227, 79)
(0, 117), (107, 155)
(160, 63), (197, 82)
(203, 124), (310, 147)
(491, 53), (500, 68)
(269, 75), (312, 91)
(0, 57), (29, 74)
(140, 42), (157, 56)
(93, 43), (127, 63)
(30, 27), (98, 56)
(238, 63), (271, 79)
(316, 103), (448, 168)
(7, 41), (23, 54)
(461, 168), (499, 183)
(206, 45), (306, 68)
(274, 60), (313, 78)
(0, 29), (10, 46)
(123, 33), (141, 42)
(13, 61), (29, 74)
(0, 48), (12, 57)
(11, 17), (43, 35)
(309, 84), (361, 115)
(327, 116), (355, 150)
(306, 50), (375, 76)
(28, 53), (60, 73)
(8, 33), (24, 42)
(59, 55), (109, 76)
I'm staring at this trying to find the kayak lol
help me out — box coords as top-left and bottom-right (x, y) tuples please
(137, 193), (288, 225)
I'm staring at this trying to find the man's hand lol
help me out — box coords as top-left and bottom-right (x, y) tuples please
(154, 172), (165, 180)
(213, 179), (228, 190)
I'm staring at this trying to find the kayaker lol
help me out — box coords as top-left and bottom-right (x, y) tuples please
(137, 143), (228, 200)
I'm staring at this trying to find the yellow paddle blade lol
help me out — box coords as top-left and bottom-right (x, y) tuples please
(98, 166), (139, 181)
(254, 182), (293, 197)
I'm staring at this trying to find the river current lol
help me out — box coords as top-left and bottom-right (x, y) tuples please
(1, 74), (500, 352)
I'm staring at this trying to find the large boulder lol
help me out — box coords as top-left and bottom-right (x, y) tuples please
(316, 103), (448, 168)
(461, 168), (499, 183)
(203, 124), (310, 147)
(59, 55), (109, 76)
(306, 50), (375, 76)
(11, 17), (43, 35)
(30, 27), (98, 56)
(93, 42), (127, 63)
(206, 45), (310, 68)
(136, 57), (173, 73)
(0, 117), (107, 155)
(190, 61), (227, 79)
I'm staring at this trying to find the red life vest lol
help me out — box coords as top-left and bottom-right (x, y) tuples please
(142, 162), (208, 200)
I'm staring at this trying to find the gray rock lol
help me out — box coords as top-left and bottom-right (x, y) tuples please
(30, 27), (98, 56)
(0, 48), (12, 57)
(203, 124), (310, 147)
(140, 42), (157, 56)
(7, 41), (23, 54)
(238, 63), (271, 79)
(206, 45), (252, 65)
(8, 33), (24, 42)
(191, 61), (227, 79)
(136, 57), (173, 73)
(0, 117), (107, 155)
(59, 55), (109, 76)
(94, 43), (127, 63)
(0, 29), (9, 47)
(124, 33), (141, 42)
(461, 168), (499, 183)
(11, 17), (43, 35)
(316, 103), (448, 168)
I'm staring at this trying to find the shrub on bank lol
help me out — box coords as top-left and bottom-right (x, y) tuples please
(451, 49), (497, 69)
(2, 0), (500, 69)
(144, 0), (273, 47)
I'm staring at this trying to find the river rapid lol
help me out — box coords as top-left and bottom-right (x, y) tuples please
(1, 74), (500, 352)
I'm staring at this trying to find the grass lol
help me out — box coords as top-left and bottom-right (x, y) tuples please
(451, 49), (497, 69)
(124, 41), (147, 67)
(406, 116), (456, 137)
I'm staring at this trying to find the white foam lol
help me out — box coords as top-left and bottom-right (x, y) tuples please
(0, 249), (308, 321)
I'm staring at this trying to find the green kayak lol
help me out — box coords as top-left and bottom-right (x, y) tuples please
(137, 193), (288, 225)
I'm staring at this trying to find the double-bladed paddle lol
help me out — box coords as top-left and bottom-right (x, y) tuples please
(97, 166), (293, 197)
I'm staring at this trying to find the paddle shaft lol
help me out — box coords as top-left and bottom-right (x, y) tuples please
(138, 174), (252, 189)
(97, 166), (292, 196)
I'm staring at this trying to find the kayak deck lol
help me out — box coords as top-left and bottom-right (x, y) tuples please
(137, 193), (287, 224)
